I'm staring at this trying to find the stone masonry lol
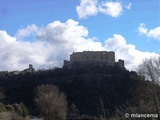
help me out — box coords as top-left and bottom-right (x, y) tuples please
(64, 51), (124, 68)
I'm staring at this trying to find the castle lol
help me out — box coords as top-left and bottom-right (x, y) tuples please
(22, 64), (35, 73)
(63, 51), (124, 68)
(0, 64), (35, 76)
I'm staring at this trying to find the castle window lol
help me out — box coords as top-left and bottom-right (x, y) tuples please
(101, 56), (103, 59)
(94, 56), (95, 59)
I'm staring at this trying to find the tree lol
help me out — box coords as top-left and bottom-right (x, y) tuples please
(100, 97), (107, 120)
(68, 103), (80, 120)
(20, 102), (29, 117)
(137, 57), (160, 84)
(137, 57), (160, 119)
(0, 87), (5, 100)
(0, 103), (6, 112)
(12, 103), (23, 116)
(35, 84), (67, 120)
(5, 104), (15, 111)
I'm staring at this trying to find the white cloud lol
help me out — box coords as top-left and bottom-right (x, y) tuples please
(0, 30), (16, 43)
(16, 24), (39, 40)
(37, 19), (106, 64)
(148, 27), (160, 40)
(125, 3), (132, 10)
(76, 0), (131, 18)
(0, 20), (159, 71)
(0, 30), (52, 71)
(138, 23), (160, 40)
(76, 0), (98, 19)
(98, 1), (123, 17)
(105, 34), (159, 70)
(0, 19), (105, 71)
(138, 23), (148, 34)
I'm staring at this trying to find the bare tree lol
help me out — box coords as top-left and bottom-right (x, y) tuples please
(137, 57), (160, 119)
(137, 57), (160, 84)
(35, 84), (67, 120)
(100, 97), (107, 120)
(68, 103), (80, 120)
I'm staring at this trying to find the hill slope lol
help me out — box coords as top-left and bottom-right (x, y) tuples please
(0, 65), (155, 118)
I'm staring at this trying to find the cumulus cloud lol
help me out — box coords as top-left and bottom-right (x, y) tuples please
(0, 30), (16, 43)
(76, 0), (131, 18)
(0, 30), (52, 71)
(98, 1), (123, 17)
(0, 19), (105, 71)
(76, 0), (98, 19)
(37, 19), (105, 51)
(138, 23), (160, 40)
(148, 27), (160, 40)
(37, 19), (105, 65)
(0, 19), (158, 71)
(105, 34), (159, 70)
(138, 23), (148, 34)
(16, 24), (39, 40)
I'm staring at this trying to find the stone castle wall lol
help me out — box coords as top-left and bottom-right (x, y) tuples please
(70, 51), (115, 65)
(64, 51), (124, 68)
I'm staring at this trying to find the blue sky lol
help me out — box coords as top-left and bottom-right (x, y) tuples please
(0, 0), (160, 71)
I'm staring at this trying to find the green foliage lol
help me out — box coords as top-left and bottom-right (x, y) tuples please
(20, 102), (29, 117)
(13, 103), (23, 116)
(1, 103), (29, 119)
(12, 102), (29, 117)
(5, 104), (15, 111)
(0, 102), (6, 112)
(0, 64), (159, 119)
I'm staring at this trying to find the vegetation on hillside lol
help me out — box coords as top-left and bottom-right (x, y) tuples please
(0, 60), (159, 119)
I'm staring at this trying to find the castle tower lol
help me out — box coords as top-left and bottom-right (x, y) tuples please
(118, 59), (124, 68)
(29, 64), (33, 69)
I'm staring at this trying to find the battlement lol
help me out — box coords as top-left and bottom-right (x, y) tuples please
(64, 51), (124, 68)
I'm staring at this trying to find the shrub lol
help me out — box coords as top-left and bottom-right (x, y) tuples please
(5, 104), (15, 111)
(12, 103), (23, 116)
(20, 102), (29, 117)
(0, 103), (6, 112)
(35, 84), (67, 120)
